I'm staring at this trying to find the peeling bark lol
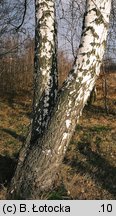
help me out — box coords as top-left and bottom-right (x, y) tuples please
(31, 0), (58, 143)
(8, 0), (111, 199)
(14, 0), (58, 165)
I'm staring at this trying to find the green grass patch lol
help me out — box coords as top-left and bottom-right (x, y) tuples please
(4, 140), (17, 147)
(75, 125), (83, 131)
(89, 125), (111, 132)
(48, 184), (68, 200)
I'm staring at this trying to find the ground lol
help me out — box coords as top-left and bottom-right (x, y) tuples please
(0, 72), (116, 199)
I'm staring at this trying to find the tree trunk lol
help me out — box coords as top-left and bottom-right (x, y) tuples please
(32, 0), (58, 142)
(14, 0), (58, 168)
(8, 0), (111, 199)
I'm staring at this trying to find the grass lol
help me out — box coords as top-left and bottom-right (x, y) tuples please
(0, 72), (116, 199)
(48, 184), (69, 200)
(88, 125), (112, 132)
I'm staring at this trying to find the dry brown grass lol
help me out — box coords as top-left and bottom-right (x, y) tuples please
(0, 72), (116, 200)
(59, 71), (116, 200)
(0, 95), (32, 199)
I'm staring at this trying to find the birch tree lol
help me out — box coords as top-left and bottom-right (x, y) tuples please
(8, 0), (111, 199)
(31, 0), (58, 143)
(13, 0), (58, 167)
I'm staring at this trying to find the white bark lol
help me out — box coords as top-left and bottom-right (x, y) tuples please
(34, 0), (58, 99)
(31, 0), (58, 142)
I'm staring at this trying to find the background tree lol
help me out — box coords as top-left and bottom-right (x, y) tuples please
(0, 0), (28, 57)
(0, 0), (34, 98)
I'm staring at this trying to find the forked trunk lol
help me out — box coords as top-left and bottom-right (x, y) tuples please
(8, 0), (111, 199)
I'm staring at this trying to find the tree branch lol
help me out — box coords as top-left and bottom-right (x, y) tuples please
(15, 0), (27, 31)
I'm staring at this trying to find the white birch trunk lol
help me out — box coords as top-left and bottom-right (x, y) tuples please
(31, 0), (58, 142)
(14, 0), (58, 165)
(8, 0), (111, 199)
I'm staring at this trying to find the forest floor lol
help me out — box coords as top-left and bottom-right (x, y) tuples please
(0, 72), (116, 199)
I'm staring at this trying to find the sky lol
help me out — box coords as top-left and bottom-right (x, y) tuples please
(56, 0), (86, 59)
